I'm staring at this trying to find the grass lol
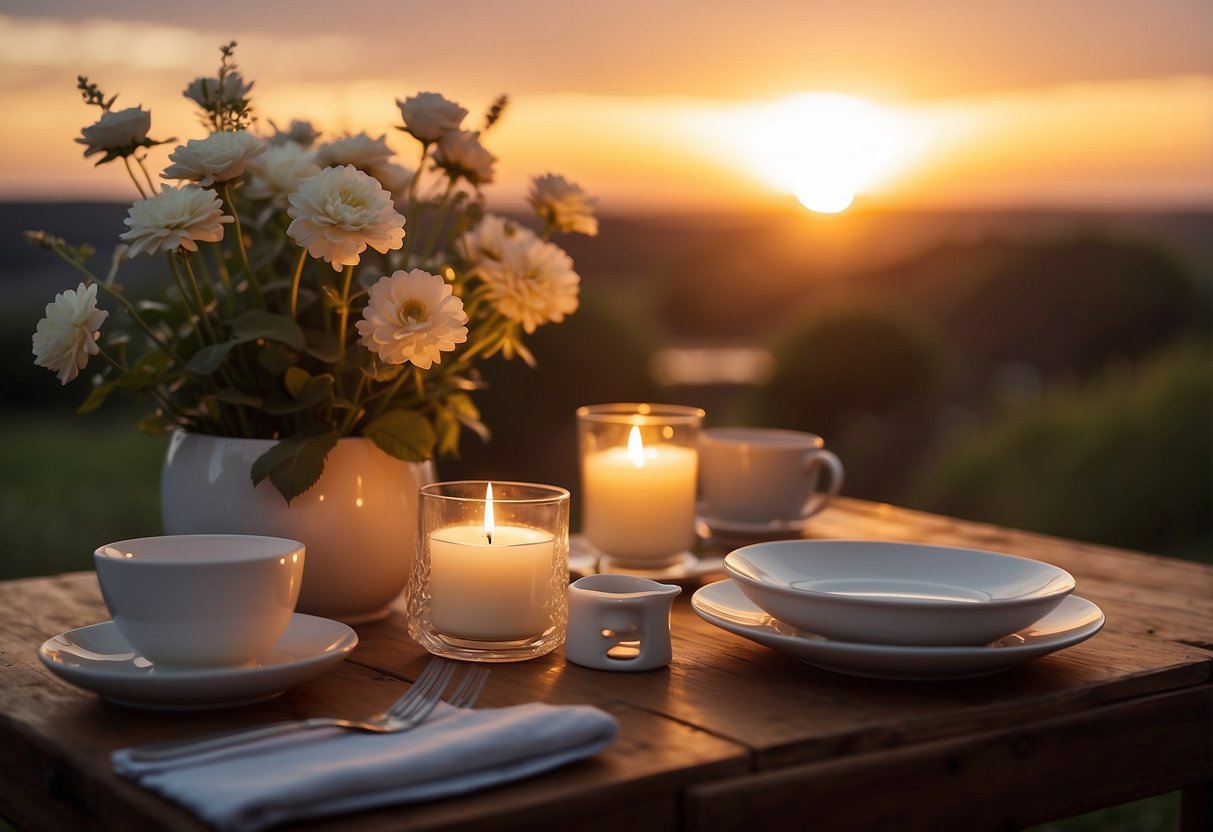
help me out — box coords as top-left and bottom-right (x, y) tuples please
(0, 412), (166, 580)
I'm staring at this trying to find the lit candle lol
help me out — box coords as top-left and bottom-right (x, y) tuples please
(429, 483), (556, 641)
(582, 426), (697, 565)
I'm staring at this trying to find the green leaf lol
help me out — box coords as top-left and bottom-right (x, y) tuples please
(186, 341), (235, 375)
(257, 342), (297, 374)
(137, 412), (169, 436)
(302, 329), (341, 363)
(363, 409), (436, 462)
(262, 373), (334, 415)
(284, 366), (312, 399)
(230, 310), (306, 350)
(250, 432), (339, 504)
(76, 381), (116, 415)
(207, 388), (263, 407)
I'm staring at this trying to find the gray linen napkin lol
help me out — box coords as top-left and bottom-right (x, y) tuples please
(113, 702), (619, 832)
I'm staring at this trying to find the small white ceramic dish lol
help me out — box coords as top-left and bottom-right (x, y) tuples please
(724, 540), (1075, 646)
(38, 614), (356, 710)
(569, 535), (724, 585)
(691, 580), (1103, 680)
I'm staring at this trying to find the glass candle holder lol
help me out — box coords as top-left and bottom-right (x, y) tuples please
(576, 403), (705, 569)
(407, 481), (570, 662)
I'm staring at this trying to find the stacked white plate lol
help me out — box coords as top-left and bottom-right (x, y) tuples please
(691, 539), (1104, 680)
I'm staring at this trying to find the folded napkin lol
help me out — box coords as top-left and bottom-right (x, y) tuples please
(113, 702), (619, 832)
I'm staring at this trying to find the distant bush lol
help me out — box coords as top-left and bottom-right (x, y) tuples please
(944, 235), (1210, 380)
(910, 340), (1212, 559)
(737, 301), (947, 501)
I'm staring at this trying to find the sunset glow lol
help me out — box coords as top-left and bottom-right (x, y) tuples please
(0, 8), (1209, 213)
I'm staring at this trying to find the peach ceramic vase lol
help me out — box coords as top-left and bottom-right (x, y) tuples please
(160, 432), (436, 624)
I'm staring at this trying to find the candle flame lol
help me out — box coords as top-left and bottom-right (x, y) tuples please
(626, 425), (646, 468)
(484, 481), (495, 544)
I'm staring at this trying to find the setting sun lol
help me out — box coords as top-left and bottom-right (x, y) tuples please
(740, 93), (925, 213)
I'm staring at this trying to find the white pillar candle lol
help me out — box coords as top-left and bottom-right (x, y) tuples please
(582, 426), (697, 564)
(429, 523), (555, 641)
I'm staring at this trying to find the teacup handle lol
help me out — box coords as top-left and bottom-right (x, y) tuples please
(801, 449), (844, 519)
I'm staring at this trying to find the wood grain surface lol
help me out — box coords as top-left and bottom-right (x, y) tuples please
(1, 496), (1210, 831)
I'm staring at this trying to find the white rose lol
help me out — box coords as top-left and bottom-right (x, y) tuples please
(75, 107), (153, 160)
(397, 92), (468, 143)
(162, 130), (265, 187)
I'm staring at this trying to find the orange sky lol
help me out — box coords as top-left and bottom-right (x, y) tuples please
(1, 3), (1210, 213)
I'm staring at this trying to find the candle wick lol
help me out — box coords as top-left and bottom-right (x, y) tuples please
(486, 531), (493, 545)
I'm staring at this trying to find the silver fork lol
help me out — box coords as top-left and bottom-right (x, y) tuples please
(128, 658), (490, 763)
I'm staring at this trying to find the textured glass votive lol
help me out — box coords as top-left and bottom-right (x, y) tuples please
(576, 403), (705, 568)
(407, 481), (569, 662)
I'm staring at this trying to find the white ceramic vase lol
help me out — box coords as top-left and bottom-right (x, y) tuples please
(160, 432), (436, 624)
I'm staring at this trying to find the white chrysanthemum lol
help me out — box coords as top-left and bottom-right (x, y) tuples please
(118, 185), (234, 257)
(32, 282), (109, 385)
(456, 214), (520, 264)
(473, 235), (580, 333)
(397, 93), (467, 143)
(76, 107), (153, 161)
(245, 142), (320, 205)
(356, 269), (468, 369)
(314, 132), (394, 171)
(286, 165), (406, 270)
(529, 174), (599, 236)
(433, 130), (496, 186)
(162, 130), (265, 187)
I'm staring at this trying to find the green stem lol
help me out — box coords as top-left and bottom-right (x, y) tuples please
(135, 154), (158, 194)
(122, 156), (147, 199)
(419, 179), (458, 264)
(288, 247), (308, 321)
(221, 184), (265, 307)
(335, 264), (356, 396)
(176, 254), (219, 343)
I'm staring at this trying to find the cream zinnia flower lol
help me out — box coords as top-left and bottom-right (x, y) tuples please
(286, 165), (406, 270)
(314, 132), (394, 170)
(118, 185), (233, 257)
(529, 174), (599, 236)
(356, 269), (468, 368)
(397, 93), (467, 143)
(473, 234), (580, 333)
(433, 130), (496, 186)
(162, 130), (265, 186)
(455, 214), (518, 263)
(32, 282), (109, 385)
(245, 142), (320, 205)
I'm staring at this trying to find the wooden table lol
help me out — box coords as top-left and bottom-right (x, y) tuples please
(2, 497), (1211, 831)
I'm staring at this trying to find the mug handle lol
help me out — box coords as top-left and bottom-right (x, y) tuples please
(801, 449), (845, 519)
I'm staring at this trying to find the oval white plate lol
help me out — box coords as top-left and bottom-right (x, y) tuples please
(725, 540), (1076, 646)
(692, 579), (1103, 680)
(38, 613), (357, 710)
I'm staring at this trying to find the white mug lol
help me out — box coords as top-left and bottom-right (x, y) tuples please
(698, 427), (844, 528)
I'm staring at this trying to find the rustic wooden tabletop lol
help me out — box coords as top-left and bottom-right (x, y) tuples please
(2, 497), (1210, 831)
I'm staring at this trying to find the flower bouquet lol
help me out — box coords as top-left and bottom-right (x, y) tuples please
(29, 42), (597, 503)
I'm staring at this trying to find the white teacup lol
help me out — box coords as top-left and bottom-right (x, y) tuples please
(94, 534), (305, 668)
(698, 427), (844, 529)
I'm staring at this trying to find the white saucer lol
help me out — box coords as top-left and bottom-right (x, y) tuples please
(38, 613), (358, 710)
(696, 513), (810, 541)
(691, 580), (1104, 680)
(569, 535), (724, 584)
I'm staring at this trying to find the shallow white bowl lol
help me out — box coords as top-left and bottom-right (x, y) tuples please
(724, 539), (1075, 646)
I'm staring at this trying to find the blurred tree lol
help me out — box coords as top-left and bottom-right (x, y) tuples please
(910, 340), (1212, 560)
(944, 235), (1210, 380)
(741, 301), (947, 501)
